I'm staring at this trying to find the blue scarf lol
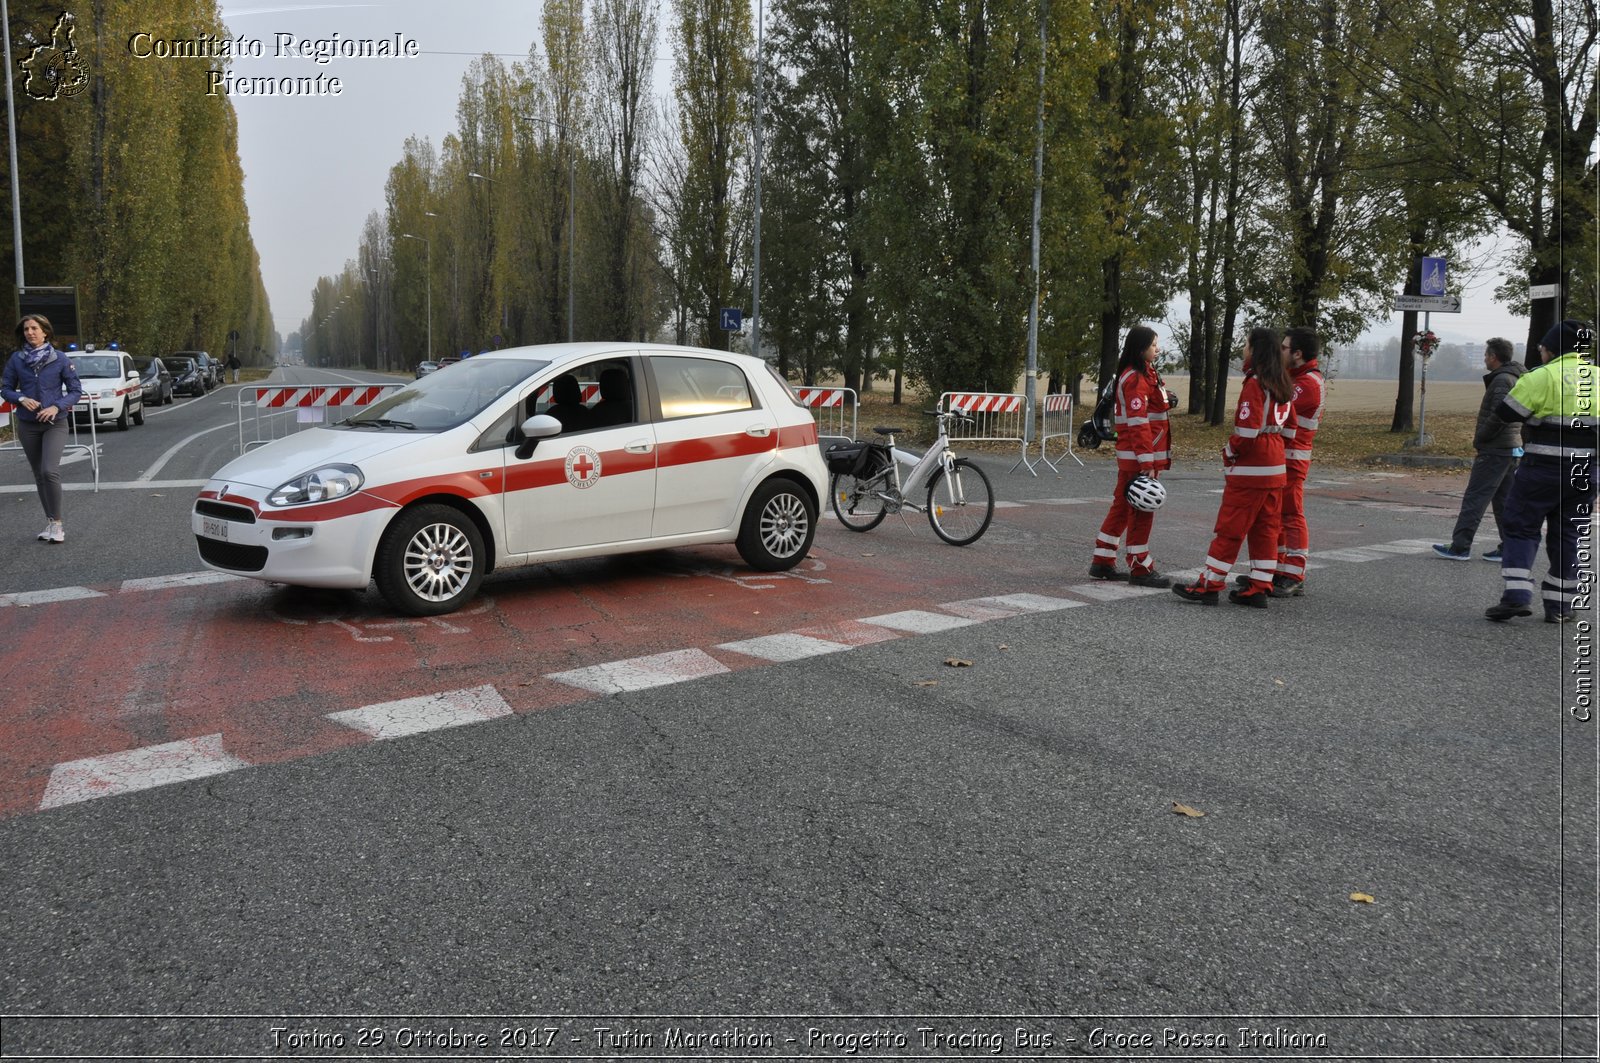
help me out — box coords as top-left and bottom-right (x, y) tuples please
(22, 342), (53, 370)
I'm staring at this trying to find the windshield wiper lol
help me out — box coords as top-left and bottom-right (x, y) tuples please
(349, 417), (417, 430)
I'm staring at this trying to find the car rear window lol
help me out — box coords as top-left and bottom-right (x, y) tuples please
(653, 356), (754, 419)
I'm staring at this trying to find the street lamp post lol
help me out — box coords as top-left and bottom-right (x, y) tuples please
(398, 233), (432, 360)
(1, 0), (25, 294)
(518, 114), (576, 342)
(367, 266), (382, 370)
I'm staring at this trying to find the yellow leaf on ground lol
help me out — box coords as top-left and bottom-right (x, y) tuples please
(1171, 802), (1206, 818)
(944, 658), (973, 667)
(914, 680), (938, 687)
(1350, 892), (1376, 904)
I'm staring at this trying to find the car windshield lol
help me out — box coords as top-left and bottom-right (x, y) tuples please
(72, 355), (123, 378)
(343, 357), (549, 431)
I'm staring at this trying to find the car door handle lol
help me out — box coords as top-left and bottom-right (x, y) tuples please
(746, 426), (772, 437)
(625, 440), (653, 454)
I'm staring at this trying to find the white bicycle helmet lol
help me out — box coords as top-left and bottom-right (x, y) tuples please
(1125, 473), (1166, 512)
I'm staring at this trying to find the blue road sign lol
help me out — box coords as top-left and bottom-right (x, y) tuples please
(1421, 257), (1447, 296)
(720, 308), (743, 331)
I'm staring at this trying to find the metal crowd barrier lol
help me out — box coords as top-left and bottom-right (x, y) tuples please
(938, 390), (1033, 475)
(1037, 392), (1085, 472)
(0, 399), (101, 491)
(794, 386), (858, 446)
(236, 384), (403, 453)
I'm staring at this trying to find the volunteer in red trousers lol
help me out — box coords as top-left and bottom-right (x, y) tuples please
(1174, 327), (1295, 607)
(1089, 325), (1175, 587)
(1274, 327), (1323, 594)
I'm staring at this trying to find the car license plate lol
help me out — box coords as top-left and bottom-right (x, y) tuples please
(201, 516), (229, 541)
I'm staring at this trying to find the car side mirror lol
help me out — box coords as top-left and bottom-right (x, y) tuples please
(514, 414), (563, 460)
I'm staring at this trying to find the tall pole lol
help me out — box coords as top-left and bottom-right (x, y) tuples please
(1023, 0), (1046, 458)
(751, 0), (764, 356)
(2, 0), (26, 293)
(567, 147), (575, 342)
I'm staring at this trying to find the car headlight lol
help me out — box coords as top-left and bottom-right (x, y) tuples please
(268, 464), (365, 507)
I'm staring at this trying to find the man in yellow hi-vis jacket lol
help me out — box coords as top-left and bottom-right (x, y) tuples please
(1486, 320), (1598, 622)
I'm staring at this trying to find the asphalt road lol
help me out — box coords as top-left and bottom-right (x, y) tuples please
(0, 366), (1595, 1060)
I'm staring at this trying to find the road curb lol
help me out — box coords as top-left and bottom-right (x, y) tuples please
(1364, 452), (1472, 470)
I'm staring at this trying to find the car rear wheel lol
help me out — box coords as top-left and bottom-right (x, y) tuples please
(115, 402), (129, 431)
(737, 478), (816, 571)
(374, 504), (485, 616)
(131, 400), (144, 426)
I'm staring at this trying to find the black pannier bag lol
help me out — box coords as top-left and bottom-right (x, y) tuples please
(825, 440), (891, 477)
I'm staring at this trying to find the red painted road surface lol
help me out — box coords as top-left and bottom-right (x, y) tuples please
(0, 473), (1462, 820)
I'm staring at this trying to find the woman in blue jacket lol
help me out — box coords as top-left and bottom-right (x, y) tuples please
(1, 314), (83, 542)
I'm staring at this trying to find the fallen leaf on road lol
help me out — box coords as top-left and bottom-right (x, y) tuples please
(944, 658), (972, 668)
(998, 644), (1010, 651)
(914, 680), (938, 687)
(1273, 678), (1285, 687)
(1349, 892), (1375, 904)
(1171, 802), (1206, 818)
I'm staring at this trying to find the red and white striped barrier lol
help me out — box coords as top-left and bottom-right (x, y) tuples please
(794, 386), (857, 444)
(238, 383), (404, 453)
(251, 385), (393, 409)
(945, 392), (1024, 415)
(938, 390), (1034, 474)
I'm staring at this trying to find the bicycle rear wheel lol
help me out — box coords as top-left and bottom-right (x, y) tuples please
(830, 471), (889, 531)
(926, 457), (994, 545)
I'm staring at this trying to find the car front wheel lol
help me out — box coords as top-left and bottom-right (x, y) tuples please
(736, 478), (816, 571)
(374, 504), (485, 616)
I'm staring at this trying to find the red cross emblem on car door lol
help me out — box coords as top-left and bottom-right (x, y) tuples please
(564, 446), (602, 489)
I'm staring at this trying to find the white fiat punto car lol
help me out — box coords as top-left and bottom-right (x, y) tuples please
(192, 343), (829, 615)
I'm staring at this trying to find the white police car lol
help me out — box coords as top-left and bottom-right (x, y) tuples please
(192, 343), (829, 615)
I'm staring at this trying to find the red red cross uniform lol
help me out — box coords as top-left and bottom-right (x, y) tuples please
(1197, 375), (1293, 591)
(1092, 366), (1173, 576)
(1275, 359), (1323, 584)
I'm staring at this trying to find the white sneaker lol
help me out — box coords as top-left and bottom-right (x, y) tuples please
(45, 521), (63, 544)
(36, 524), (52, 541)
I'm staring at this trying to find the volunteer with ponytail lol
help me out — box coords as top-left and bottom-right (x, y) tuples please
(1088, 325), (1175, 587)
(1174, 327), (1294, 607)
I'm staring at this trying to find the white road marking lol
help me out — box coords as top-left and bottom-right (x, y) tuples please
(859, 609), (978, 633)
(548, 648), (730, 694)
(1032, 497), (1100, 505)
(120, 572), (248, 593)
(39, 734), (250, 810)
(1314, 548), (1392, 562)
(326, 684), (513, 740)
(717, 633), (852, 661)
(0, 586), (106, 608)
(940, 593), (1085, 620)
(1066, 581), (1170, 602)
(0, 479), (208, 494)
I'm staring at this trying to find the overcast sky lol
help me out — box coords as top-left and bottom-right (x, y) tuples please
(216, 0), (1531, 359)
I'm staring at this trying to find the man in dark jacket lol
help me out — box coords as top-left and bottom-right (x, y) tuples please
(1433, 337), (1525, 561)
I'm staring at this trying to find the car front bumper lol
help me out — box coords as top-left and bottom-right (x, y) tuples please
(192, 494), (395, 590)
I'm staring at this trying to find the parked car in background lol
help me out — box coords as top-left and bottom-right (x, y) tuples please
(415, 360), (439, 378)
(193, 342), (827, 616)
(168, 355), (207, 398)
(190, 352), (222, 389)
(133, 355), (173, 406)
(71, 348), (144, 430)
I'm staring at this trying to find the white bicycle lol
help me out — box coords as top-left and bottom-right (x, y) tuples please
(828, 411), (996, 546)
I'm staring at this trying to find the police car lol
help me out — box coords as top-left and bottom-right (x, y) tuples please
(191, 343), (829, 615)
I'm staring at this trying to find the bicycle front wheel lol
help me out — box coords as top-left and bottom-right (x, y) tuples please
(926, 457), (994, 545)
(831, 471), (889, 531)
